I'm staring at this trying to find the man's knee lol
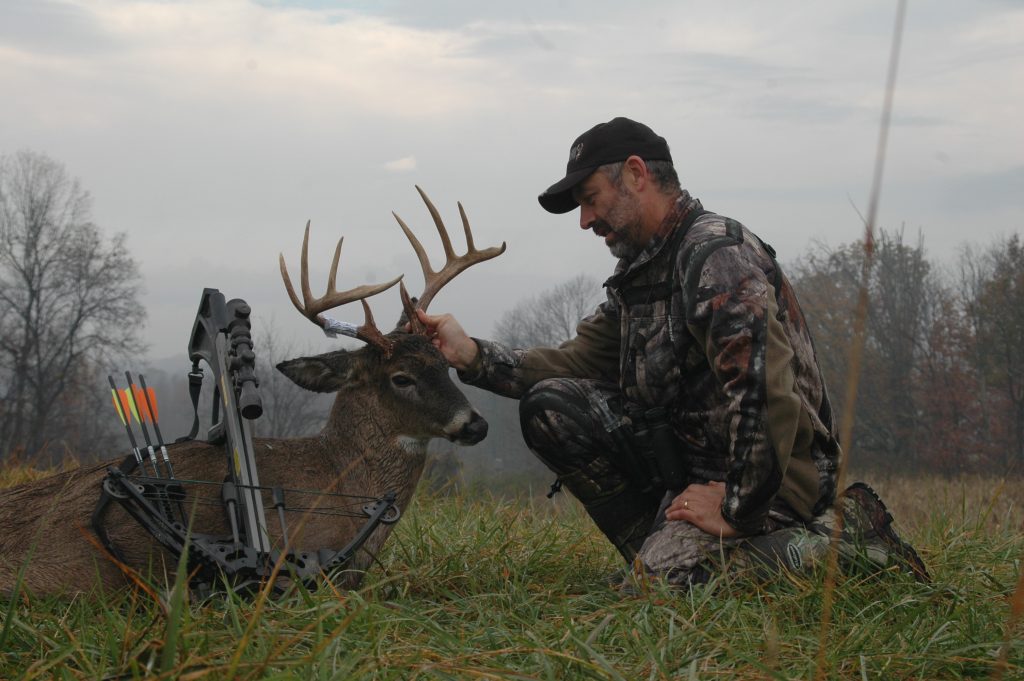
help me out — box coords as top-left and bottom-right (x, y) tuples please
(518, 378), (631, 500)
(518, 378), (561, 433)
(518, 378), (592, 453)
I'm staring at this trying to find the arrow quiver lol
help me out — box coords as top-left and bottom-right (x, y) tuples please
(92, 287), (400, 597)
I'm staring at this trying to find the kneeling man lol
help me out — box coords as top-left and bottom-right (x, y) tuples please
(419, 117), (928, 587)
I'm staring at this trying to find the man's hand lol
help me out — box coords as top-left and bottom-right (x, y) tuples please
(665, 481), (741, 538)
(414, 309), (479, 370)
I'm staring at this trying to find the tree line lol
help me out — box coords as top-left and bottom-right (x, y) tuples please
(0, 151), (331, 464)
(1, 150), (1021, 480)
(0, 151), (143, 462)
(480, 228), (1024, 478)
(791, 228), (1023, 474)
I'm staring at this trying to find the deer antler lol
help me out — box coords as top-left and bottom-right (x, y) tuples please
(279, 221), (403, 354)
(392, 186), (507, 333)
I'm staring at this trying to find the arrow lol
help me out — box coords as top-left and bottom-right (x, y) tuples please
(125, 371), (162, 478)
(138, 374), (175, 478)
(108, 375), (145, 471)
(137, 373), (184, 523)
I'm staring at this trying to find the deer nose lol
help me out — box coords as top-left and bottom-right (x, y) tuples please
(449, 410), (488, 445)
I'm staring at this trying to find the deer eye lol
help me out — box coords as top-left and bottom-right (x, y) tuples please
(391, 374), (415, 388)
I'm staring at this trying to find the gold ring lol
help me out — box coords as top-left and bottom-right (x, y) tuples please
(683, 500), (689, 509)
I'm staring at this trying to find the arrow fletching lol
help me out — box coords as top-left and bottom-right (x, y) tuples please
(146, 387), (159, 422)
(110, 388), (128, 426)
(117, 388), (133, 424)
(132, 385), (152, 422)
(122, 388), (140, 423)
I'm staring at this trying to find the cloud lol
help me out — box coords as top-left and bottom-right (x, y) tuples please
(959, 6), (1024, 49)
(6, 0), (505, 121)
(1, 0), (1021, 361)
(384, 156), (417, 172)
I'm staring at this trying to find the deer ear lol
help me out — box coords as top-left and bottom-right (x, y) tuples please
(276, 351), (360, 393)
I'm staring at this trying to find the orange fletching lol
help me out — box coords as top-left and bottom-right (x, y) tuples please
(118, 389), (133, 424)
(132, 385), (152, 422)
(146, 387), (159, 422)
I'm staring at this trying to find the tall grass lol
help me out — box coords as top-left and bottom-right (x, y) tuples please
(0, 455), (71, 489)
(0, 466), (1020, 680)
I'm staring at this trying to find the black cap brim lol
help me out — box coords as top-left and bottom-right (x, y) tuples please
(537, 166), (597, 214)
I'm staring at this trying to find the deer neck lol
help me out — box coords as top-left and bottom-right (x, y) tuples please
(322, 389), (428, 500)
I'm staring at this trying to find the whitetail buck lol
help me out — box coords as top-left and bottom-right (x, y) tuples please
(0, 187), (505, 597)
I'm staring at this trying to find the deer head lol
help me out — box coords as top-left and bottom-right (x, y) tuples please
(277, 187), (506, 446)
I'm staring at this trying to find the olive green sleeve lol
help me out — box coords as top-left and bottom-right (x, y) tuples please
(457, 302), (621, 399)
(764, 293), (821, 521)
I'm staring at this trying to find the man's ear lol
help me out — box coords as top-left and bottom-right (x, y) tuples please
(276, 350), (362, 393)
(623, 155), (649, 192)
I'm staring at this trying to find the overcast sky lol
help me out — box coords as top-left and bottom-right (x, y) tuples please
(2, 0), (1021, 362)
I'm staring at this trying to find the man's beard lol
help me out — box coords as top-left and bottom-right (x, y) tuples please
(608, 234), (643, 260)
(601, 187), (644, 260)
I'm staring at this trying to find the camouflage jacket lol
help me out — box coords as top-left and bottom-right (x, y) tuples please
(461, 192), (841, 534)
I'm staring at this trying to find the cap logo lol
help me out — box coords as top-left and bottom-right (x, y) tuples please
(571, 142), (584, 162)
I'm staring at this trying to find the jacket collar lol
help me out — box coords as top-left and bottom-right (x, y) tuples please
(605, 191), (704, 288)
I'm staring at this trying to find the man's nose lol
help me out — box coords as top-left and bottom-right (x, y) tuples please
(579, 205), (593, 230)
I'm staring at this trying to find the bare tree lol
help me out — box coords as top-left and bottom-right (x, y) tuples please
(0, 151), (144, 461)
(864, 227), (932, 466)
(250, 316), (331, 438)
(956, 243), (1001, 461)
(493, 273), (601, 348)
(788, 241), (861, 421)
(791, 230), (933, 470)
(973, 234), (1024, 469)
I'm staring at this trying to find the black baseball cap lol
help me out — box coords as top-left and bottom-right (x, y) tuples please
(538, 117), (673, 214)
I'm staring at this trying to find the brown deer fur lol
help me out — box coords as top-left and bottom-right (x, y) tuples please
(0, 333), (486, 597)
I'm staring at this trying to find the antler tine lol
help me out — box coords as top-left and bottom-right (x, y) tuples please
(415, 185), (457, 261)
(356, 299), (393, 356)
(458, 202), (475, 251)
(392, 210), (434, 277)
(300, 220), (315, 312)
(279, 221), (312, 319)
(393, 186), (507, 315)
(279, 254), (304, 317)
(280, 221), (403, 330)
(326, 235), (343, 295)
(399, 281), (426, 335)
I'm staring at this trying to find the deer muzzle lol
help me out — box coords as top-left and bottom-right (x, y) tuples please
(446, 409), (488, 445)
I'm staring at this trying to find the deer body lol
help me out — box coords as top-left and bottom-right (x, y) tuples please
(0, 334), (485, 597)
(0, 187), (502, 598)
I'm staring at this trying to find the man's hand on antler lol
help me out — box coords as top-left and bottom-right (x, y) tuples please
(414, 309), (479, 370)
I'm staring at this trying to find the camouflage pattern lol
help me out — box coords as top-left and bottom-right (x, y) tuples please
(460, 191), (844, 581)
(514, 376), (909, 585)
(635, 485), (919, 587)
(518, 377), (662, 560)
(462, 192), (840, 530)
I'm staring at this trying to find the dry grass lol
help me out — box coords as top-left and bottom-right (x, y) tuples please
(1, 460), (1021, 679)
(858, 471), (1024, 535)
(0, 457), (74, 490)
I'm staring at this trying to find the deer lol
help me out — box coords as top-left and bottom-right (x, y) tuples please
(0, 187), (505, 598)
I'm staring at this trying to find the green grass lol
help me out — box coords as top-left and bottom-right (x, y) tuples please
(0, 477), (1021, 680)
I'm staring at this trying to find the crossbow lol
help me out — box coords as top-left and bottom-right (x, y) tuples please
(91, 287), (400, 597)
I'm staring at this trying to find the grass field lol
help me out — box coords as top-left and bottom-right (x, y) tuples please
(0, 465), (1021, 680)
